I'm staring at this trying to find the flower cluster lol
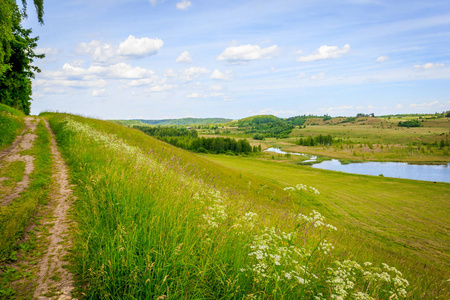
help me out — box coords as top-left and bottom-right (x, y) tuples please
(197, 190), (228, 230)
(242, 227), (314, 287)
(326, 260), (409, 299)
(284, 183), (320, 194)
(297, 210), (337, 231)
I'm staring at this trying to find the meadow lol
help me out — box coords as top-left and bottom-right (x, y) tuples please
(198, 115), (450, 164)
(205, 154), (450, 298)
(39, 113), (411, 299)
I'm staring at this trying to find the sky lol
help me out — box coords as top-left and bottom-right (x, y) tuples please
(23, 0), (450, 120)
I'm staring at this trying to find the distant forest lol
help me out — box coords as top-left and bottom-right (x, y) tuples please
(135, 126), (260, 155)
(136, 118), (232, 126)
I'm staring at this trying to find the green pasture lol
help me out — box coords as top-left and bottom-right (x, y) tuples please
(205, 154), (450, 298)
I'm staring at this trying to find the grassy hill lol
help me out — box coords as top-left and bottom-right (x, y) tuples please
(33, 112), (416, 299)
(0, 104), (25, 151)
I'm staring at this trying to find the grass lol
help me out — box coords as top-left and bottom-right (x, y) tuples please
(0, 119), (53, 297)
(205, 154), (450, 298)
(0, 104), (25, 151)
(39, 113), (412, 299)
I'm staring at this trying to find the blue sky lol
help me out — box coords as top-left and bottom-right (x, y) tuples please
(24, 0), (450, 119)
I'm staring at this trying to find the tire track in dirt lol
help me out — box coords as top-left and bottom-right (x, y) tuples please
(33, 120), (76, 300)
(0, 117), (37, 206)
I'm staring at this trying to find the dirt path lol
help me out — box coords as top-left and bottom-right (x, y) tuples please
(33, 120), (76, 300)
(0, 117), (37, 206)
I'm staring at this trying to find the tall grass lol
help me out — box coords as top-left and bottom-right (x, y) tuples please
(47, 113), (410, 299)
(0, 120), (52, 262)
(0, 104), (25, 150)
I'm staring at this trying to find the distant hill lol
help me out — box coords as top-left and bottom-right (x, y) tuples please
(111, 118), (233, 126)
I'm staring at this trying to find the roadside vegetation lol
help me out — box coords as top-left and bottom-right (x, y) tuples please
(0, 119), (53, 297)
(0, 104), (25, 151)
(43, 112), (413, 299)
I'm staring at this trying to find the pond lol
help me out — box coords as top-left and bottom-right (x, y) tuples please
(312, 160), (450, 183)
(264, 148), (450, 183)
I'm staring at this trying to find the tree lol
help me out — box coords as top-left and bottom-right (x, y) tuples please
(0, 4), (44, 114)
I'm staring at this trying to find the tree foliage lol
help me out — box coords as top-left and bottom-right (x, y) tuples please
(0, 0), (43, 114)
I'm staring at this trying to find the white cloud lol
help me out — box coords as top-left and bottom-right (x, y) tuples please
(149, 0), (164, 6)
(376, 56), (389, 62)
(77, 41), (116, 63)
(176, 50), (192, 63)
(164, 68), (177, 77)
(92, 89), (106, 96)
(258, 108), (296, 116)
(176, 0), (192, 10)
(128, 78), (156, 87)
(181, 67), (210, 81)
(77, 36), (163, 63)
(311, 72), (326, 80)
(409, 101), (439, 107)
(297, 44), (350, 62)
(147, 84), (177, 92)
(298, 72), (306, 79)
(396, 104), (403, 108)
(209, 85), (222, 91)
(414, 63), (445, 70)
(118, 35), (163, 57)
(35, 47), (59, 56)
(217, 44), (278, 63)
(210, 69), (233, 81)
(187, 92), (202, 98)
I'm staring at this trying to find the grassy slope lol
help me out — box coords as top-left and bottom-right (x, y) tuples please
(205, 154), (450, 298)
(45, 113), (413, 299)
(0, 104), (25, 151)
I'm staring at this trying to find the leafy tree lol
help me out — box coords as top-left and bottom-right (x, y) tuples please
(0, 0), (44, 114)
(0, 4), (43, 114)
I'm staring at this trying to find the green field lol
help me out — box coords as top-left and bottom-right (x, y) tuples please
(205, 154), (450, 298)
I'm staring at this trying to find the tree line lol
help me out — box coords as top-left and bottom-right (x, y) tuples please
(135, 126), (261, 155)
(0, 0), (44, 114)
(295, 134), (336, 146)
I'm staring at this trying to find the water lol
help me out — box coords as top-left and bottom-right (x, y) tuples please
(264, 148), (450, 183)
(312, 159), (450, 183)
(264, 147), (317, 162)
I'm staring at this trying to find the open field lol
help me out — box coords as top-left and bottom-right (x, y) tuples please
(199, 116), (450, 164)
(205, 154), (450, 298)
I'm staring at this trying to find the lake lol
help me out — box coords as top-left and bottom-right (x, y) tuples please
(264, 148), (450, 183)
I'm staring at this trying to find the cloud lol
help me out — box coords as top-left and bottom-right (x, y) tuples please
(298, 72), (306, 79)
(210, 69), (233, 81)
(149, 0), (164, 6)
(181, 67), (210, 81)
(176, 0), (192, 10)
(258, 108), (296, 116)
(376, 56), (389, 62)
(35, 47), (59, 56)
(146, 84), (177, 92)
(187, 92), (202, 98)
(128, 78), (156, 87)
(176, 50), (192, 63)
(77, 36), (163, 63)
(117, 35), (163, 57)
(77, 41), (116, 63)
(414, 63), (445, 70)
(217, 44), (278, 63)
(311, 72), (326, 80)
(209, 84), (222, 91)
(92, 89), (106, 96)
(409, 101), (439, 108)
(297, 44), (350, 62)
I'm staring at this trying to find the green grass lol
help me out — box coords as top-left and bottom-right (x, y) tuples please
(0, 120), (52, 262)
(205, 154), (450, 298)
(0, 119), (53, 298)
(0, 104), (25, 151)
(40, 113), (412, 299)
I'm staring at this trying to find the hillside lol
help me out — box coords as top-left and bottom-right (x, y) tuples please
(1, 108), (449, 298)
